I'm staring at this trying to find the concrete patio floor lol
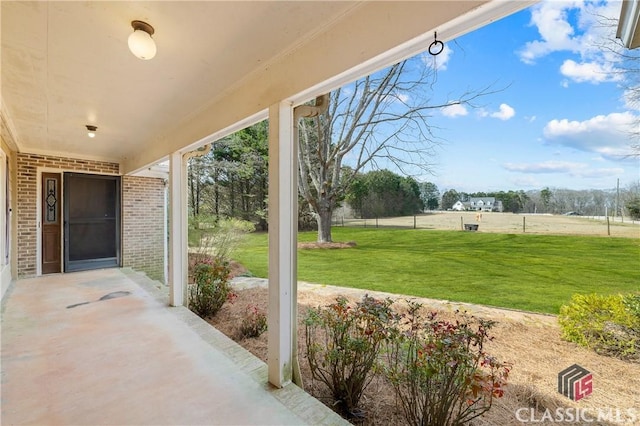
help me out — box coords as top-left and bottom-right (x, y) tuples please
(1, 268), (347, 425)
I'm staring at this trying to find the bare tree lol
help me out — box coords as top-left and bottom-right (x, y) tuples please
(593, 12), (640, 157)
(298, 59), (499, 242)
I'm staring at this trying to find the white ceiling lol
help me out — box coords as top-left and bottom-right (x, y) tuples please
(1, 1), (535, 174)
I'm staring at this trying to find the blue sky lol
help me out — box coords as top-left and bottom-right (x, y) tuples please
(413, 0), (639, 193)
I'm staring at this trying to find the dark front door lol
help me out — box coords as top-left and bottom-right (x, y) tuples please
(64, 173), (121, 272)
(42, 173), (61, 274)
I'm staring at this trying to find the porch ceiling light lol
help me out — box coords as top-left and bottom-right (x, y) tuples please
(86, 125), (97, 138)
(128, 20), (156, 60)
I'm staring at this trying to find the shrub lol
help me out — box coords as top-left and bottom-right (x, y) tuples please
(385, 303), (511, 426)
(623, 293), (640, 317)
(558, 293), (640, 361)
(188, 258), (234, 318)
(304, 295), (395, 418)
(189, 216), (255, 259)
(626, 195), (640, 220)
(239, 304), (267, 338)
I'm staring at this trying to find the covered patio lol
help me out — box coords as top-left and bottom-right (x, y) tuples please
(1, 268), (346, 425)
(1, 1), (560, 424)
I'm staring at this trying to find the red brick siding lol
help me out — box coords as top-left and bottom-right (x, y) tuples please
(16, 153), (120, 277)
(17, 153), (165, 280)
(121, 176), (166, 283)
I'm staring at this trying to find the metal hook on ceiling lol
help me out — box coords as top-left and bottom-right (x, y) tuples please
(428, 31), (444, 56)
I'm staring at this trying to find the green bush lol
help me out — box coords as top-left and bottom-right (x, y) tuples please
(304, 295), (395, 418)
(239, 304), (267, 338)
(558, 293), (640, 362)
(188, 258), (234, 319)
(626, 195), (640, 220)
(385, 304), (511, 426)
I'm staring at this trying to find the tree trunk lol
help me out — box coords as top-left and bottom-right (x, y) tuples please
(316, 205), (333, 243)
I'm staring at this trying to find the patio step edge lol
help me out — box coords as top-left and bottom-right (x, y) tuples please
(125, 267), (349, 426)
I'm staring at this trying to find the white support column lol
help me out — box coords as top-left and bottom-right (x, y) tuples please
(168, 151), (188, 307)
(267, 101), (297, 388)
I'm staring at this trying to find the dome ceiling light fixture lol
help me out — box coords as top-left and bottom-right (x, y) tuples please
(128, 20), (156, 60)
(86, 125), (98, 138)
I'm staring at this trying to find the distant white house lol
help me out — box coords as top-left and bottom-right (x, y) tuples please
(451, 197), (503, 212)
(451, 201), (465, 211)
(469, 197), (503, 212)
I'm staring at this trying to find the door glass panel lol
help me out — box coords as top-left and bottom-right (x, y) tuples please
(45, 178), (58, 223)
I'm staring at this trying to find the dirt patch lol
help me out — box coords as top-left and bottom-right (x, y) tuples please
(342, 212), (640, 239)
(209, 283), (639, 425)
(228, 260), (249, 278)
(298, 241), (357, 249)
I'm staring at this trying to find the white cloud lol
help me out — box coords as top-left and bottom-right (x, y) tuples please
(490, 104), (516, 121)
(560, 59), (622, 84)
(518, 1), (583, 64)
(477, 104), (516, 120)
(518, 1), (629, 87)
(382, 91), (410, 106)
(511, 176), (542, 188)
(576, 167), (625, 178)
(503, 161), (624, 179)
(397, 93), (410, 103)
(543, 112), (639, 158)
(503, 160), (585, 174)
(441, 103), (468, 118)
(422, 45), (453, 71)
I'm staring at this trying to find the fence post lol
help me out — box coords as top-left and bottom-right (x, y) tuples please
(607, 216), (610, 236)
(523, 216), (526, 233)
(461, 216), (463, 231)
(414, 215), (416, 229)
(376, 217), (379, 228)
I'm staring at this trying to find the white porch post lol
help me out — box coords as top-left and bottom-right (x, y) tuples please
(168, 151), (188, 307)
(267, 101), (297, 388)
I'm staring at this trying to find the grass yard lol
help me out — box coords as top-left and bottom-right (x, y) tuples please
(232, 227), (639, 314)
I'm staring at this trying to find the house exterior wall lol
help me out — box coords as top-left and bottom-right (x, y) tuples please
(122, 175), (166, 283)
(1, 141), (17, 298)
(16, 153), (119, 277)
(15, 153), (166, 281)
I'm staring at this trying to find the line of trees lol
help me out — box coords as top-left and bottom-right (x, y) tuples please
(525, 185), (640, 218)
(188, 121), (269, 230)
(187, 132), (640, 232)
(345, 169), (423, 219)
(441, 189), (529, 213)
(438, 184), (640, 218)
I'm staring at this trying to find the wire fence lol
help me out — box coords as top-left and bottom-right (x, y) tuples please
(331, 212), (640, 238)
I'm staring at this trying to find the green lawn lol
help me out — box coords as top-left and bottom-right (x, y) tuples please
(232, 228), (640, 314)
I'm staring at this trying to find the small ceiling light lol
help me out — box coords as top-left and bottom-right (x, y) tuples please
(86, 125), (97, 138)
(128, 20), (156, 60)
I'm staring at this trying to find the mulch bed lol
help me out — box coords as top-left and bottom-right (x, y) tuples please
(206, 284), (640, 425)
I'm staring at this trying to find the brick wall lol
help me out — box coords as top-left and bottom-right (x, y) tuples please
(16, 153), (120, 277)
(16, 154), (168, 283)
(121, 175), (166, 283)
